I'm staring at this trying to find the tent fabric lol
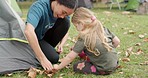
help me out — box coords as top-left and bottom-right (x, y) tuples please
(125, 0), (140, 11)
(78, 0), (93, 9)
(8, 0), (23, 17)
(0, 0), (40, 74)
(137, 2), (148, 14)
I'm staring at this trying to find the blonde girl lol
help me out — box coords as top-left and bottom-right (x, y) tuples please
(54, 7), (120, 75)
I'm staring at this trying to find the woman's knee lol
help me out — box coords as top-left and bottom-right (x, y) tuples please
(49, 54), (59, 64)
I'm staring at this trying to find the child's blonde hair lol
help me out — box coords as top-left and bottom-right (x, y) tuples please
(72, 7), (112, 56)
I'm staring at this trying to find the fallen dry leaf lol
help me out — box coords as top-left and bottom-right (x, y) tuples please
(58, 58), (64, 63)
(122, 58), (130, 62)
(68, 37), (72, 40)
(47, 74), (53, 78)
(125, 47), (133, 57)
(6, 73), (13, 77)
(28, 67), (37, 78)
(119, 72), (124, 74)
(127, 47), (133, 51)
(138, 34), (145, 39)
(59, 73), (65, 77)
(123, 32), (128, 35)
(127, 15), (132, 18)
(128, 30), (135, 34)
(122, 27), (129, 30)
(72, 38), (77, 43)
(125, 51), (130, 57)
(27, 67), (59, 78)
(135, 43), (141, 46)
(140, 61), (148, 65)
(112, 24), (118, 28)
(65, 63), (71, 69)
(64, 43), (70, 47)
(144, 33), (147, 35)
(122, 11), (131, 15)
(136, 48), (143, 55)
(103, 11), (112, 16)
(44, 69), (58, 78)
(68, 37), (77, 43)
(143, 38), (148, 42)
(44, 69), (57, 74)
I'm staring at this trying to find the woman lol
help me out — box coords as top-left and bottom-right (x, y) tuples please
(25, 0), (78, 71)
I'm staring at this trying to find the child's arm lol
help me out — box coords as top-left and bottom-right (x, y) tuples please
(54, 50), (78, 70)
(112, 36), (120, 48)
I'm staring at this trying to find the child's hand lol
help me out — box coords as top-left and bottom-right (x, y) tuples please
(53, 64), (59, 70)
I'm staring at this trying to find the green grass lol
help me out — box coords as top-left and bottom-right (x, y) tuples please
(1, 2), (148, 78)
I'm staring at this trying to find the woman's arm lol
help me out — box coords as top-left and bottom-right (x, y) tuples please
(25, 23), (53, 70)
(54, 50), (78, 70)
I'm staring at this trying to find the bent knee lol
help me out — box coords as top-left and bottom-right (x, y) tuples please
(49, 55), (59, 64)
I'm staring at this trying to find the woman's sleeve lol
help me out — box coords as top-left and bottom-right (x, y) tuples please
(26, 3), (43, 28)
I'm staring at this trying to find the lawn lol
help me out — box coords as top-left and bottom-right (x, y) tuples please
(1, 1), (148, 78)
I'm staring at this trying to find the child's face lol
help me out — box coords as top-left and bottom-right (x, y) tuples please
(74, 22), (84, 31)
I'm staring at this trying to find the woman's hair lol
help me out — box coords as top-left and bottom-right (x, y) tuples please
(72, 7), (112, 56)
(57, 0), (78, 10)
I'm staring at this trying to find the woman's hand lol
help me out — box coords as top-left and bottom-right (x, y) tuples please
(40, 57), (53, 71)
(57, 32), (69, 54)
(57, 44), (63, 54)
